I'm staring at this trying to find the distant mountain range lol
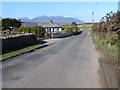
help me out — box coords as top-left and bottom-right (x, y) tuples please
(20, 16), (84, 24)
(0, 16), (84, 24)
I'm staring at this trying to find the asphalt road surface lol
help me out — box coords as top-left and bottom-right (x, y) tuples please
(2, 30), (102, 88)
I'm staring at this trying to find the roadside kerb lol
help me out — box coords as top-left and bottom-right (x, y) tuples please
(1, 32), (81, 62)
(1, 43), (54, 62)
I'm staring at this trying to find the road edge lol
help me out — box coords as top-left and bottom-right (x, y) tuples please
(91, 34), (118, 88)
(1, 43), (54, 62)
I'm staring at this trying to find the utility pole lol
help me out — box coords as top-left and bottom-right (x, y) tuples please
(118, 1), (120, 12)
(118, 1), (120, 89)
(92, 12), (94, 23)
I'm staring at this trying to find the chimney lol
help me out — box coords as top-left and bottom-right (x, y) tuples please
(18, 18), (21, 22)
(49, 19), (53, 23)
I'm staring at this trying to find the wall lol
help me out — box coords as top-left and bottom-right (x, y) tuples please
(1, 34), (37, 54)
(52, 32), (73, 38)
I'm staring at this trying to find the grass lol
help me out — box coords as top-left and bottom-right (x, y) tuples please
(1, 43), (44, 61)
(77, 23), (93, 30)
(91, 32), (119, 62)
(63, 23), (93, 31)
(92, 33), (118, 53)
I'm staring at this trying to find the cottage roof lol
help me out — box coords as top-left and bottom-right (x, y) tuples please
(22, 22), (61, 27)
(21, 22), (38, 27)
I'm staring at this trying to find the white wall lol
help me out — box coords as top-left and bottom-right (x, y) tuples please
(54, 28), (58, 32)
(59, 28), (62, 31)
(51, 28), (53, 32)
(45, 27), (62, 32)
(45, 28), (48, 31)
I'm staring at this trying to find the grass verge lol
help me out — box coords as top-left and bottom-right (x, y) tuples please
(0, 43), (44, 61)
(91, 32), (119, 62)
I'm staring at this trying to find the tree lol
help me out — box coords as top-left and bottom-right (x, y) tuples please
(11, 18), (21, 29)
(71, 22), (78, 34)
(71, 22), (77, 25)
(2, 18), (21, 30)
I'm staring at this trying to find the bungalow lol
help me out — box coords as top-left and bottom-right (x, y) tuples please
(22, 19), (63, 32)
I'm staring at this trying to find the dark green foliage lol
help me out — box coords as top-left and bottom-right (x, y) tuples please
(18, 26), (31, 33)
(2, 18), (21, 30)
(18, 26), (45, 38)
(65, 27), (73, 33)
(44, 32), (50, 38)
(71, 22), (77, 25)
(32, 26), (45, 38)
(71, 22), (78, 33)
(92, 11), (120, 46)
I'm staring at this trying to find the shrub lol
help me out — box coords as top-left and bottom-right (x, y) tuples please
(44, 32), (50, 38)
(18, 26), (31, 33)
(64, 27), (73, 33)
(32, 26), (45, 38)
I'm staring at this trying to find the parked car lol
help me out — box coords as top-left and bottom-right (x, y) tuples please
(2, 30), (11, 34)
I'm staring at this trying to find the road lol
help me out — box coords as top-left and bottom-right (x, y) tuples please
(2, 30), (102, 88)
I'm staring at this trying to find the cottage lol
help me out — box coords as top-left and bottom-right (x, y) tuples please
(22, 19), (63, 33)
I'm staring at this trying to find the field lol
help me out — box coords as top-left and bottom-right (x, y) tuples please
(77, 23), (93, 30)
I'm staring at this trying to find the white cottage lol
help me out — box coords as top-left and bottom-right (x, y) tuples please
(37, 20), (62, 32)
(22, 20), (63, 33)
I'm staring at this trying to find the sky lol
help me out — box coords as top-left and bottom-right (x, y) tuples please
(1, 2), (119, 22)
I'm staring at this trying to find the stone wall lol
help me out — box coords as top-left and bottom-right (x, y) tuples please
(1, 34), (37, 54)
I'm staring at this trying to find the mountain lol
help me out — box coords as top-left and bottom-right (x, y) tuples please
(20, 17), (30, 22)
(32, 15), (49, 22)
(20, 16), (84, 24)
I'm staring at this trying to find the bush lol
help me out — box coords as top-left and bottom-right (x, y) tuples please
(64, 27), (73, 33)
(44, 32), (50, 38)
(32, 26), (45, 38)
(18, 26), (31, 33)
(92, 11), (120, 46)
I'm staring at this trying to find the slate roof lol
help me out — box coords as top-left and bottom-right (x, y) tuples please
(22, 22), (61, 27)
(21, 22), (38, 27)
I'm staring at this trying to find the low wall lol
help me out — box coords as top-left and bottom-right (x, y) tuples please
(52, 32), (73, 38)
(1, 34), (37, 54)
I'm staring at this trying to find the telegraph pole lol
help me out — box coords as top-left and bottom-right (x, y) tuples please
(118, 1), (120, 89)
(92, 12), (94, 23)
(118, 1), (120, 12)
